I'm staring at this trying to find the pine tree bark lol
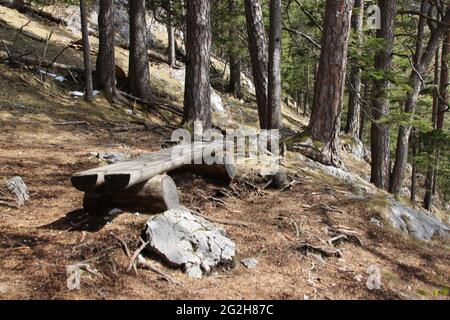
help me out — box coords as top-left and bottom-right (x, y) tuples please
(370, 0), (397, 190)
(437, 29), (449, 131)
(425, 29), (450, 209)
(304, 65), (310, 116)
(359, 81), (370, 141)
(267, 0), (282, 130)
(424, 49), (441, 210)
(410, 131), (418, 203)
(389, 5), (450, 195)
(166, 0), (176, 68)
(128, 0), (154, 101)
(96, 0), (119, 102)
(80, 0), (93, 101)
(183, 0), (212, 130)
(308, 0), (354, 166)
(345, 0), (364, 138)
(244, 0), (268, 129)
(226, 0), (242, 99)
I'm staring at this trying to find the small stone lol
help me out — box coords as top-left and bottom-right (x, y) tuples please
(241, 258), (258, 269)
(0, 282), (8, 295)
(370, 217), (383, 227)
(354, 274), (364, 282)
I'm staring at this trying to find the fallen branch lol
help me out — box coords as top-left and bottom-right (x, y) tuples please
(294, 243), (343, 258)
(118, 90), (183, 117)
(136, 254), (182, 285)
(193, 211), (251, 228)
(54, 120), (91, 126)
(127, 239), (149, 273)
(0, 200), (18, 209)
(0, 50), (84, 73)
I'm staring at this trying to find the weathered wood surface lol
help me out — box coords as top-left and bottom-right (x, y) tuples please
(83, 174), (180, 213)
(71, 141), (233, 191)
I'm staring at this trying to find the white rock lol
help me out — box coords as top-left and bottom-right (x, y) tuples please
(387, 200), (449, 241)
(143, 207), (236, 278)
(211, 88), (224, 113)
(241, 258), (258, 269)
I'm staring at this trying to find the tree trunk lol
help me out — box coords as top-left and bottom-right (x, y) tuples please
(226, 0), (242, 99)
(166, 0), (176, 68)
(267, 0), (282, 130)
(303, 65), (310, 116)
(437, 29), (449, 131)
(96, 0), (119, 102)
(308, 0), (354, 166)
(128, 0), (153, 100)
(244, 0), (268, 129)
(345, 0), (364, 137)
(13, 0), (24, 11)
(410, 133), (417, 204)
(83, 174), (180, 213)
(359, 81), (370, 141)
(370, 0), (397, 190)
(389, 4), (450, 195)
(183, 0), (212, 130)
(80, 0), (93, 102)
(423, 49), (441, 210)
(425, 29), (450, 209)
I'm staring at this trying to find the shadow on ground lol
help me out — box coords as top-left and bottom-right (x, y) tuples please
(41, 208), (122, 232)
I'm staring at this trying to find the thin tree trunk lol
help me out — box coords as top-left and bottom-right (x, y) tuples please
(390, 5), (450, 195)
(424, 48), (441, 210)
(308, 0), (354, 167)
(359, 81), (370, 141)
(437, 29), (449, 131)
(345, 0), (364, 137)
(80, 0), (93, 101)
(370, 0), (397, 190)
(410, 131), (417, 204)
(267, 0), (282, 130)
(226, 0), (242, 99)
(128, 0), (153, 100)
(244, 0), (268, 129)
(166, 0), (176, 68)
(96, 0), (119, 102)
(426, 29), (450, 208)
(183, 0), (212, 129)
(303, 65), (310, 116)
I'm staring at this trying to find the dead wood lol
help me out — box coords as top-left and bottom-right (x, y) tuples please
(294, 243), (343, 258)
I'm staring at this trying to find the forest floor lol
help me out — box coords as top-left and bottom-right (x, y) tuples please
(0, 5), (449, 300)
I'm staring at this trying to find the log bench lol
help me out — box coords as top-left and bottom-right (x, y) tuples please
(71, 142), (235, 212)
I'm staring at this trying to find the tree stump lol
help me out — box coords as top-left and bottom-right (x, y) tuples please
(83, 174), (180, 213)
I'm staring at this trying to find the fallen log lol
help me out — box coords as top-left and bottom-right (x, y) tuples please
(0, 50), (84, 73)
(83, 174), (180, 213)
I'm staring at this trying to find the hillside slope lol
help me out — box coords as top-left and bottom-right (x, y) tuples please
(0, 5), (449, 300)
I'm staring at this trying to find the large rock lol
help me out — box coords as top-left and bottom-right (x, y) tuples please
(340, 134), (370, 162)
(170, 67), (226, 113)
(143, 207), (236, 278)
(387, 200), (450, 241)
(303, 156), (376, 194)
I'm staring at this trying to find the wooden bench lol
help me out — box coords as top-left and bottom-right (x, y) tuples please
(71, 142), (235, 212)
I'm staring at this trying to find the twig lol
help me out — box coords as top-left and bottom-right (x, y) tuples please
(0, 200), (18, 209)
(127, 239), (149, 273)
(136, 254), (183, 285)
(294, 243), (343, 258)
(54, 120), (91, 126)
(192, 210), (252, 228)
(110, 233), (131, 257)
(12, 20), (31, 52)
